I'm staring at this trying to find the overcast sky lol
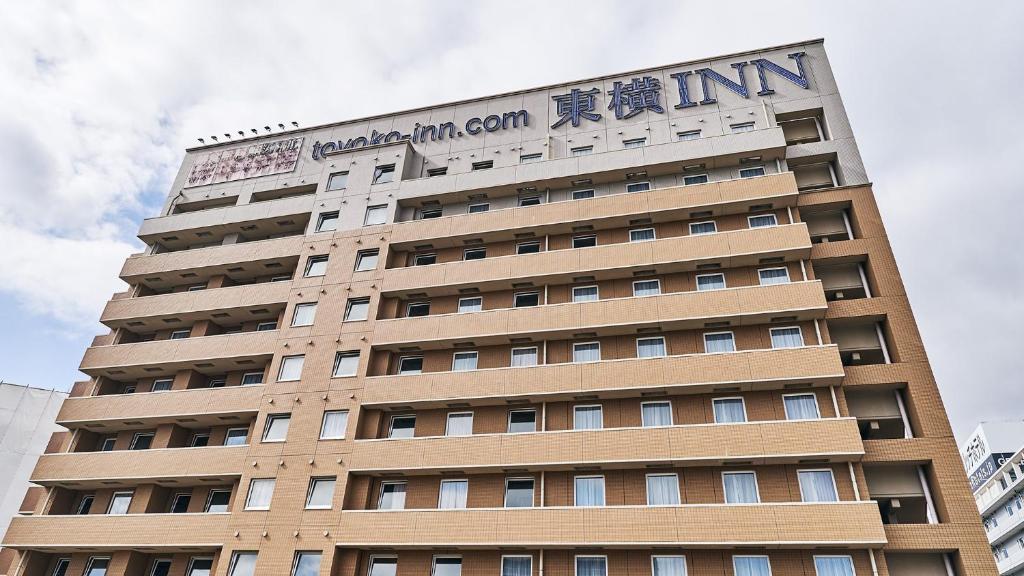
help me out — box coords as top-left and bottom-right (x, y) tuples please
(2, 1), (1021, 441)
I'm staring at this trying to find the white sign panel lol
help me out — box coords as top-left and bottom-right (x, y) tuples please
(186, 137), (303, 188)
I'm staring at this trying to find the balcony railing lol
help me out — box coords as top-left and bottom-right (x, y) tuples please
(79, 331), (277, 379)
(57, 385), (262, 429)
(100, 281), (291, 329)
(31, 445), (247, 488)
(2, 513), (229, 550)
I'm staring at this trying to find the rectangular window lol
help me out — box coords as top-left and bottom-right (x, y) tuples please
(291, 302), (317, 327)
(241, 372), (263, 385)
(262, 414), (291, 442)
(77, 495), (94, 514)
(169, 492), (190, 513)
(123, 384), (137, 394)
(355, 250), (379, 271)
(683, 174), (709, 186)
(748, 213), (778, 228)
(507, 409), (537, 433)
(255, 321), (277, 332)
(696, 273), (726, 291)
(689, 221), (717, 235)
(458, 297), (482, 313)
(398, 356), (423, 374)
(623, 138), (646, 149)
(713, 397), (747, 423)
(723, 471), (760, 504)
(270, 275), (292, 282)
(798, 470), (839, 502)
(107, 491), (132, 514)
(427, 167), (448, 177)
(169, 329), (190, 340)
(316, 211), (339, 232)
(432, 557), (462, 576)
(629, 228), (656, 242)
(190, 433), (210, 447)
(151, 378), (173, 392)
(130, 432), (154, 450)
(758, 267), (790, 285)
(245, 478), (275, 510)
(389, 415), (416, 438)
(740, 166), (767, 179)
(414, 253), (437, 266)
(333, 351), (360, 377)
(571, 146), (593, 157)
(637, 337), (667, 358)
(189, 560), (214, 576)
(647, 474), (681, 506)
(576, 557), (606, 576)
(513, 292), (540, 308)
(784, 393), (821, 420)
(187, 284), (207, 292)
(574, 476), (606, 506)
(368, 557), (397, 576)
(344, 297), (370, 321)
(224, 427), (248, 446)
(704, 332), (736, 353)
(502, 557), (532, 576)
(304, 255), (328, 277)
(573, 342), (601, 363)
(572, 189), (595, 200)
(468, 203), (490, 214)
(278, 355), (304, 381)
(572, 235), (596, 248)
(518, 195), (541, 207)
(472, 160), (493, 171)
(320, 410), (349, 439)
(572, 285), (599, 302)
(228, 553), (258, 576)
(445, 412), (474, 436)
(419, 207), (442, 219)
(626, 182), (651, 193)
(438, 479), (469, 509)
(574, 405), (603, 430)
(652, 557), (686, 576)
(378, 482), (407, 509)
(452, 351), (478, 372)
(84, 559), (110, 576)
(372, 165), (395, 185)
(633, 279), (661, 297)
(733, 557), (771, 576)
(517, 241), (541, 254)
(463, 247), (487, 261)
(327, 171), (348, 191)
(99, 438), (115, 452)
(642, 401), (673, 427)
(505, 478), (535, 507)
(813, 557), (855, 576)
(511, 347), (538, 367)
(520, 153), (543, 163)
(770, 326), (804, 349)
(52, 559), (70, 576)
(305, 477), (336, 509)
(731, 122), (756, 133)
(291, 553), (321, 576)
(407, 302), (430, 317)
(364, 204), (388, 225)
(677, 130), (701, 141)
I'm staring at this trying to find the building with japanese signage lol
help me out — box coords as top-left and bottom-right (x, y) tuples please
(0, 39), (994, 576)
(961, 421), (1024, 574)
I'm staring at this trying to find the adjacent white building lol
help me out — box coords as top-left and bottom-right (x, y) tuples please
(962, 421), (1024, 574)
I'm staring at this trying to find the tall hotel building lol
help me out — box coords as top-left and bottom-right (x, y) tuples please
(1, 40), (995, 576)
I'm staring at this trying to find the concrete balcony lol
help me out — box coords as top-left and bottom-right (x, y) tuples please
(334, 501), (885, 548)
(348, 418), (863, 474)
(382, 223), (811, 297)
(390, 172), (799, 248)
(120, 235), (303, 285)
(31, 445), (247, 489)
(362, 345), (844, 408)
(100, 280), (292, 330)
(2, 513), (229, 551)
(138, 193), (315, 243)
(79, 331), (277, 379)
(374, 281), (826, 349)
(57, 385), (262, 430)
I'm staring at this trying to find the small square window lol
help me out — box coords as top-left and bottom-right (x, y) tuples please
(683, 174), (708, 186)
(730, 122), (756, 133)
(574, 476), (606, 506)
(514, 292), (540, 307)
(463, 247), (487, 261)
(468, 203), (489, 214)
(169, 329), (190, 340)
(245, 478), (275, 510)
(452, 351), (478, 372)
(445, 412), (474, 436)
(278, 355), (305, 381)
(190, 433), (210, 447)
(511, 347), (538, 367)
(677, 130), (701, 141)
(696, 273), (726, 291)
(326, 172), (349, 191)
(758, 267), (790, 285)
(291, 302), (317, 327)
(572, 189), (595, 200)
(241, 372), (264, 386)
(518, 195), (541, 207)
(305, 477), (336, 509)
(713, 398), (747, 424)
(573, 342), (601, 363)
(256, 321), (277, 332)
(224, 428), (248, 446)
(623, 138), (646, 149)
(84, 558), (109, 576)
(304, 255), (328, 277)
(647, 475), (681, 505)
(355, 249), (380, 271)
(574, 405), (603, 430)
(517, 241), (541, 254)
(228, 554), (256, 576)
(100, 438), (116, 452)
(629, 228), (656, 242)
(364, 204), (388, 226)
(798, 470), (838, 502)
(414, 253), (437, 266)
(572, 285), (599, 302)
(626, 181), (651, 193)
(407, 302), (431, 317)
(398, 356), (423, 374)
(520, 153), (543, 163)
(748, 213), (778, 228)
(689, 221), (717, 235)
(373, 165), (395, 185)
(332, 351), (360, 377)
(637, 337), (667, 358)
(740, 166), (766, 178)
(572, 235), (596, 249)
(571, 146), (593, 157)
(770, 326), (804, 349)
(344, 298), (370, 321)
(316, 211), (339, 232)
(291, 553), (321, 576)
(77, 495), (95, 514)
(389, 415), (416, 438)
(508, 410), (537, 433)
(321, 410), (349, 439)
(504, 479), (535, 507)
(633, 279), (661, 297)
(262, 414), (291, 442)
(472, 160), (493, 170)
(169, 493), (190, 514)
(458, 297), (482, 313)
(783, 393), (821, 420)
(642, 402), (673, 427)
(107, 492), (133, 514)
(427, 167), (448, 177)
(432, 557), (462, 576)
(130, 433), (153, 450)
(438, 480), (469, 508)
(704, 332), (736, 353)
(733, 557), (771, 576)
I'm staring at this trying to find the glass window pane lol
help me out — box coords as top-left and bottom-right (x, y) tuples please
(683, 174), (709, 186)
(502, 557), (532, 576)
(723, 472), (759, 503)
(572, 189), (595, 200)
(333, 352), (359, 377)
(713, 398), (746, 423)
(206, 491), (230, 512)
(652, 557), (686, 576)
(458, 298), (482, 313)
(704, 333), (736, 353)
(228, 554), (257, 576)
(575, 557), (606, 576)
(574, 406), (603, 430)
(696, 274), (726, 291)
(642, 402), (672, 427)
(799, 470), (838, 502)
(511, 348), (538, 367)
(398, 357), (423, 374)
(278, 356), (304, 381)
(758, 268), (790, 285)
(263, 415), (290, 442)
(438, 480), (468, 509)
(365, 205), (387, 225)
(733, 557), (771, 576)
(690, 221), (717, 235)
(151, 561), (171, 576)
(327, 172), (348, 191)
(508, 411), (537, 433)
(813, 557), (855, 576)
(574, 477), (606, 506)
(626, 182), (651, 193)
(292, 303), (317, 326)
(452, 352), (478, 371)
(379, 483), (407, 509)
(108, 493), (132, 514)
(432, 558), (461, 576)
(446, 413), (473, 436)
(637, 338), (666, 358)
(345, 299), (370, 321)
(316, 212), (339, 232)
(356, 250), (379, 271)
(85, 559), (109, 576)
(748, 213), (777, 227)
(573, 286), (598, 302)
(505, 479), (535, 507)
(321, 411), (349, 439)
(304, 256), (328, 277)
(224, 429), (247, 446)
(646, 475), (681, 505)
(369, 558), (397, 576)
(389, 416), (416, 438)
(306, 478), (336, 508)
(771, 327), (803, 349)
(573, 343), (600, 363)
(291, 553), (321, 576)
(245, 479), (275, 510)
(633, 280), (661, 297)
(629, 228), (655, 242)
(784, 394), (820, 420)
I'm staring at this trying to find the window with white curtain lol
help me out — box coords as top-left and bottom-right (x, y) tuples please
(629, 228), (656, 242)
(646, 474), (681, 505)
(572, 286), (599, 302)
(733, 556), (771, 576)
(633, 280), (661, 297)
(575, 557), (607, 576)
(713, 398), (747, 423)
(502, 556), (532, 576)
(438, 480), (469, 509)
(758, 267), (790, 285)
(770, 327), (804, 349)
(107, 492), (132, 514)
(696, 273), (726, 291)
(637, 337), (666, 358)
(574, 476), (606, 506)
(652, 556), (687, 576)
(432, 557), (461, 576)
(813, 556), (855, 576)
(511, 347), (539, 367)
(504, 478), (535, 507)
(291, 302), (317, 327)
(446, 412), (474, 436)
(783, 394), (820, 420)
(573, 342), (601, 363)
(723, 472), (760, 503)
(458, 297), (482, 313)
(748, 213), (778, 228)
(452, 351), (478, 371)
(320, 410), (349, 439)
(305, 477), (336, 509)
(332, 351), (360, 377)
(368, 557), (397, 576)
(245, 478), (275, 510)
(704, 332), (736, 353)
(574, 405), (603, 430)
(277, 355), (304, 382)
(378, 482), (407, 509)
(798, 470), (839, 502)
(641, 402), (672, 427)
(689, 221), (717, 235)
